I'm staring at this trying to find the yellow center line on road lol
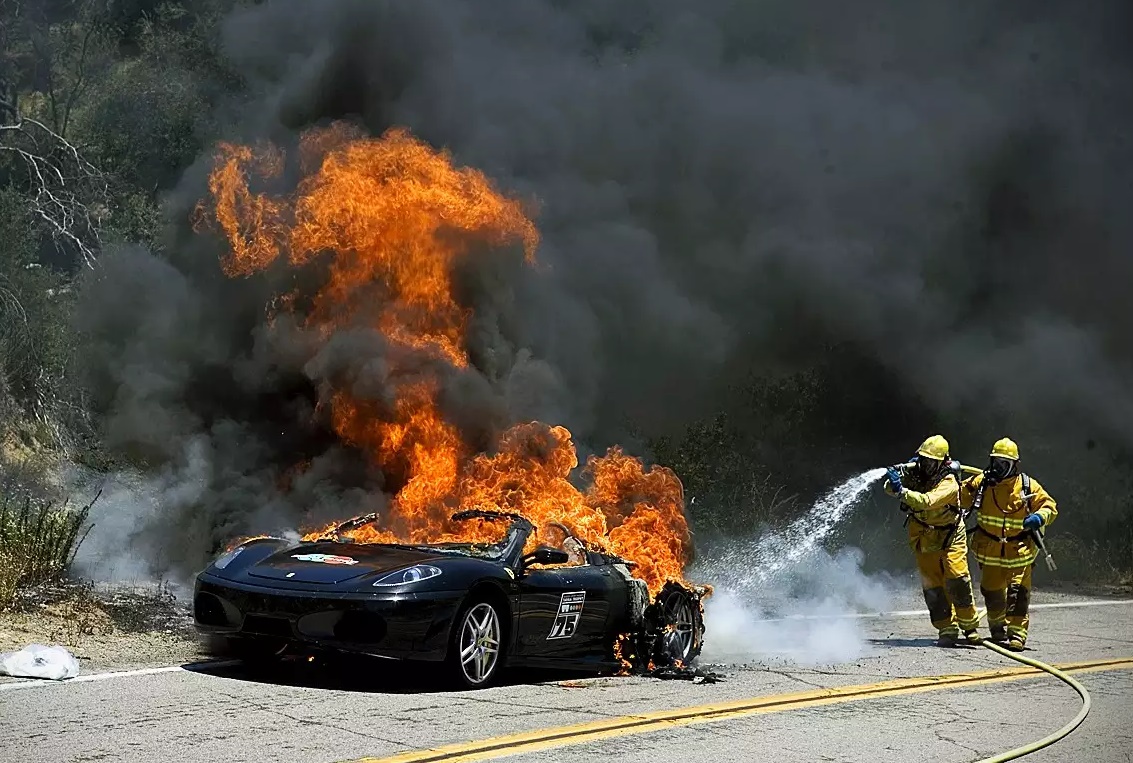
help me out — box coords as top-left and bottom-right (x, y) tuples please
(344, 656), (1133, 763)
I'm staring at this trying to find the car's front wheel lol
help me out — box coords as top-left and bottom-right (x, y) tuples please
(447, 597), (505, 689)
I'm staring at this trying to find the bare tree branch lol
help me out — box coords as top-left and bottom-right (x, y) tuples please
(0, 85), (16, 123)
(0, 116), (107, 268)
(0, 275), (32, 356)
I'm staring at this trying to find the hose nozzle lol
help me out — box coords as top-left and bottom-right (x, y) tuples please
(1031, 529), (1058, 572)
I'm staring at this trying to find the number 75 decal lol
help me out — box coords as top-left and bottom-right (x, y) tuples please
(547, 591), (586, 640)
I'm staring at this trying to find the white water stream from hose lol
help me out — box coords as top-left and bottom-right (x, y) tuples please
(744, 467), (888, 581)
(693, 467), (892, 664)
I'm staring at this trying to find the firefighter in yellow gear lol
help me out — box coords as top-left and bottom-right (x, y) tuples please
(959, 438), (1057, 651)
(883, 435), (981, 647)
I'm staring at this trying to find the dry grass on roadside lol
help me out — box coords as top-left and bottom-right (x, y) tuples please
(1041, 532), (1133, 595)
(0, 490), (98, 609)
(1115, 568), (1133, 591)
(0, 579), (201, 670)
(0, 549), (19, 611)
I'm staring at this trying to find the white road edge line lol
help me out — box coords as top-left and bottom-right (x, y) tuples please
(2, 599), (1129, 691)
(745, 598), (1133, 623)
(0, 659), (240, 692)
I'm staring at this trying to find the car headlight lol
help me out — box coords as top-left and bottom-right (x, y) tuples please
(213, 546), (245, 569)
(373, 565), (442, 587)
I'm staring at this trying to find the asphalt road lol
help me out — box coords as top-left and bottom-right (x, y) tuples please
(2, 587), (1131, 763)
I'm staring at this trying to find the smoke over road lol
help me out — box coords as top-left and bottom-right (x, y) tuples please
(694, 469), (895, 665)
(74, 1), (1133, 585)
(697, 550), (894, 666)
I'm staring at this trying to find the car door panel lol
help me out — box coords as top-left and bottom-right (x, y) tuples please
(516, 565), (614, 659)
(515, 568), (570, 657)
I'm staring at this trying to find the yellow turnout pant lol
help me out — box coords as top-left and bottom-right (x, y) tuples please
(978, 562), (1033, 642)
(914, 529), (979, 637)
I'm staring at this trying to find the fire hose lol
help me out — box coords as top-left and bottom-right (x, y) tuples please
(878, 463), (1084, 760)
(971, 629), (1092, 763)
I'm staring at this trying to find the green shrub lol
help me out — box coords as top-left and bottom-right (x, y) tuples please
(0, 490), (97, 609)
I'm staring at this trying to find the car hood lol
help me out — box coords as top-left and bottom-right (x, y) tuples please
(245, 542), (447, 585)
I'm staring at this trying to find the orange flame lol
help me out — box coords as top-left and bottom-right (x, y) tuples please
(196, 122), (692, 596)
(613, 633), (635, 674)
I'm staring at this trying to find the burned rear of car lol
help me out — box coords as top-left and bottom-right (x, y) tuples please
(194, 510), (708, 688)
(615, 579), (709, 675)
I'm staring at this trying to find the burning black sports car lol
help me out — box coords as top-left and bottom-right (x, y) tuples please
(193, 510), (706, 688)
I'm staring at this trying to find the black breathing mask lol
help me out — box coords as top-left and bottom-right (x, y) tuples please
(915, 455), (945, 481)
(986, 457), (1015, 484)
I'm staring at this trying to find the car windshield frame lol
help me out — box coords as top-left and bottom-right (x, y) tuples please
(326, 510), (534, 565)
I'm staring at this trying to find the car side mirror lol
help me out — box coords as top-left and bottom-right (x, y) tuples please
(521, 547), (570, 570)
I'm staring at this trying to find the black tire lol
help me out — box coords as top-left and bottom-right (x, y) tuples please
(649, 583), (705, 667)
(446, 596), (506, 690)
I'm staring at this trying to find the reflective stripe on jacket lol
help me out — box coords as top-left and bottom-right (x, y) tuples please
(960, 473), (1058, 568)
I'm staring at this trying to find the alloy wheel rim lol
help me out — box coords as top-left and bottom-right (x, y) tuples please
(459, 603), (500, 684)
(664, 596), (695, 659)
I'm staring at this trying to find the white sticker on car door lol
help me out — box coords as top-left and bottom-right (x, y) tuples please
(547, 591), (586, 639)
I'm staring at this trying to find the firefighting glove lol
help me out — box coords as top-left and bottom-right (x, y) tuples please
(1023, 513), (1044, 531)
(885, 467), (902, 495)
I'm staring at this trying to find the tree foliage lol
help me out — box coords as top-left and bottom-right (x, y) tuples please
(0, 0), (243, 455)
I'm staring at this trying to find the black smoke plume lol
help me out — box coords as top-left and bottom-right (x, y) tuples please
(76, 0), (1133, 581)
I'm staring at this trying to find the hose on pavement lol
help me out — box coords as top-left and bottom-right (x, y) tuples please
(973, 639), (1092, 763)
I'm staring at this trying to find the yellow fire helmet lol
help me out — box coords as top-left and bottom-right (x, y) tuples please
(916, 434), (950, 461)
(990, 437), (1020, 460)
